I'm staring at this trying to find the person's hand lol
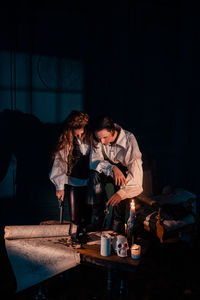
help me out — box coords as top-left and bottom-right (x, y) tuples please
(112, 165), (127, 186)
(107, 193), (122, 207)
(56, 190), (65, 201)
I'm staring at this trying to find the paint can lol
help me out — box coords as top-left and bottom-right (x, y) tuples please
(100, 234), (111, 256)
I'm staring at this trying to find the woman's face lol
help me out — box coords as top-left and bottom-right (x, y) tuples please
(73, 128), (85, 141)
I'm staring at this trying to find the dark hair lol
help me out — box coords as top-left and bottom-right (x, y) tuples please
(91, 115), (115, 133)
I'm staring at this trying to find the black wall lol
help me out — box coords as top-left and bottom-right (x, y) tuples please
(0, 1), (200, 225)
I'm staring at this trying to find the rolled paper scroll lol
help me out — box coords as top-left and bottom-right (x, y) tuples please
(4, 224), (75, 240)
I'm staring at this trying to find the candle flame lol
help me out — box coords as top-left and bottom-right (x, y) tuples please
(130, 199), (135, 211)
(125, 223), (127, 235)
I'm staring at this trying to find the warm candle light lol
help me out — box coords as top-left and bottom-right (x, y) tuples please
(127, 199), (135, 229)
(125, 223), (127, 235)
(127, 199), (136, 246)
(130, 199), (135, 212)
(131, 244), (141, 260)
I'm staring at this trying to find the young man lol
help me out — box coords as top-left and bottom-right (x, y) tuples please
(88, 116), (143, 234)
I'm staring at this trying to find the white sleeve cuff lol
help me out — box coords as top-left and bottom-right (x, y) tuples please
(107, 165), (113, 177)
(55, 185), (65, 191)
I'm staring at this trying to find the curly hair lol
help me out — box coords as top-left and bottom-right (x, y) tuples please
(52, 110), (91, 175)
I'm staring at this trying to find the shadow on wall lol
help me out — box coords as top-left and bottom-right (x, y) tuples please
(0, 109), (68, 226)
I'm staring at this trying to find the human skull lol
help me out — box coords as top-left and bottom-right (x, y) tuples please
(116, 235), (129, 257)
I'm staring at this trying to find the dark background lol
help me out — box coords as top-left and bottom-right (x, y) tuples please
(0, 1), (200, 226)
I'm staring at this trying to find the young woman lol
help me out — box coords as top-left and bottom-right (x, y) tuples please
(50, 110), (92, 234)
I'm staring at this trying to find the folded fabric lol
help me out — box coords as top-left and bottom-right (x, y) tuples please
(135, 188), (197, 233)
(151, 188), (197, 213)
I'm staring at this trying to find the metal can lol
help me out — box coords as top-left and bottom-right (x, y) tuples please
(100, 234), (111, 256)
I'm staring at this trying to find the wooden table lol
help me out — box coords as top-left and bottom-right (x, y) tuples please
(78, 244), (140, 271)
(77, 243), (143, 298)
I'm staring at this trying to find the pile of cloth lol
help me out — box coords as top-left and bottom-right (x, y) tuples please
(136, 187), (197, 237)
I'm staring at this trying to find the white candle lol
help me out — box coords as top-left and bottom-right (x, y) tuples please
(127, 199), (135, 229)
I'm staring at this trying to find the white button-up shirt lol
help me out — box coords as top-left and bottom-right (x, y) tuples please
(90, 125), (143, 200)
(50, 138), (90, 190)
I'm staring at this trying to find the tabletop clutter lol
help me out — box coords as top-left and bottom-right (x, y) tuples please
(100, 233), (141, 259)
(100, 199), (141, 259)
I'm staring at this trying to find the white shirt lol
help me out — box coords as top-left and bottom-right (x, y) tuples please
(50, 138), (90, 190)
(90, 125), (143, 200)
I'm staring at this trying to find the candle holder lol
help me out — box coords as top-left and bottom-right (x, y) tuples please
(131, 244), (141, 260)
(127, 226), (134, 248)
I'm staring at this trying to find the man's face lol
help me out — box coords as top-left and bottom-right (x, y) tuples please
(95, 129), (114, 145)
(73, 128), (85, 141)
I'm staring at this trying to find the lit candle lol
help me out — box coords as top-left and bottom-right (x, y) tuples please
(127, 199), (135, 246)
(127, 199), (135, 230)
(124, 223), (127, 236)
(131, 244), (141, 260)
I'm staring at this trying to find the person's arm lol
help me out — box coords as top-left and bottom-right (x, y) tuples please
(90, 143), (113, 176)
(56, 190), (65, 201)
(116, 135), (143, 200)
(50, 149), (68, 199)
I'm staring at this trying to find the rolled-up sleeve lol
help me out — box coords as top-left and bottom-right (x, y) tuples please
(90, 144), (113, 176)
(49, 150), (68, 190)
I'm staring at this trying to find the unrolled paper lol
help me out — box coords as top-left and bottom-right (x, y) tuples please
(6, 237), (80, 292)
